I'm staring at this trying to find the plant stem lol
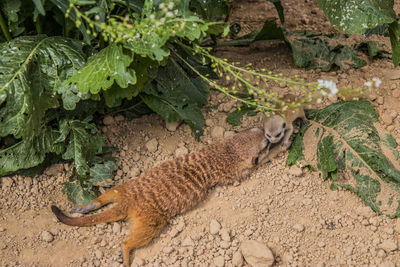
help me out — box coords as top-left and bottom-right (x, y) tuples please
(0, 10), (11, 41)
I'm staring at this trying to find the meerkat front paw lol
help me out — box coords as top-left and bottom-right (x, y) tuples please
(280, 141), (288, 147)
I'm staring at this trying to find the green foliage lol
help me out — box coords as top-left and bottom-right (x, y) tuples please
(288, 101), (400, 216)
(220, 20), (385, 72)
(388, 20), (400, 67)
(219, 20), (284, 46)
(317, 0), (399, 66)
(67, 44), (136, 95)
(317, 0), (395, 34)
(141, 58), (209, 140)
(285, 31), (367, 72)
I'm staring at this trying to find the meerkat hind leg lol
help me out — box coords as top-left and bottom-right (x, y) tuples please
(122, 214), (167, 267)
(70, 188), (122, 214)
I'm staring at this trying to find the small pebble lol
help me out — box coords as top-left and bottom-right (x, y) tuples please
(214, 255), (225, 267)
(293, 224), (305, 232)
(289, 166), (303, 177)
(210, 219), (221, 235)
(41, 231), (54, 243)
(232, 251), (244, 266)
(145, 138), (158, 153)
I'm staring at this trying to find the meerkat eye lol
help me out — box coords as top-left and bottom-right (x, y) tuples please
(253, 156), (259, 165)
(275, 132), (281, 138)
(282, 122), (286, 129)
(265, 133), (271, 138)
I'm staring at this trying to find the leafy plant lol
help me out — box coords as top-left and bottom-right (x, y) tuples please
(288, 101), (400, 217)
(317, 0), (400, 66)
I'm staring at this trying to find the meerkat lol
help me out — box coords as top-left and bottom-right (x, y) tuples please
(51, 128), (268, 267)
(261, 94), (307, 162)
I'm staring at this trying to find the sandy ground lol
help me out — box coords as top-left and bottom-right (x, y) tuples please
(1, 0), (400, 266)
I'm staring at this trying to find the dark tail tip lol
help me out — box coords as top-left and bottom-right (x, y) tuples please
(51, 205), (65, 222)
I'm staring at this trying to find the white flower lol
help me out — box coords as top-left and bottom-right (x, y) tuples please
(166, 11), (173, 17)
(159, 3), (165, 9)
(317, 79), (338, 96)
(364, 81), (372, 87)
(168, 2), (174, 9)
(149, 14), (155, 20)
(372, 77), (381, 87)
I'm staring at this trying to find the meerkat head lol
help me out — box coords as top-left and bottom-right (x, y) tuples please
(230, 128), (268, 168)
(263, 115), (286, 144)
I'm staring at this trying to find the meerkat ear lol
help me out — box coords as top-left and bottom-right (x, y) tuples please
(282, 122), (286, 128)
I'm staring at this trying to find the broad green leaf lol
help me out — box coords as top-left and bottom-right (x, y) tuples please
(285, 31), (366, 71)
(317, 0), (396, 34)
(0, 35), (87, 139)
(0, 127), (62, 176)
(62, 182), (96, 205)
(61, 120), (101, 176)
(286, 123), (311, 165)
(103, 56), (158, 107)
(389, 20), (400, 67)
(90, 161), (117, 185)
(317, 134), (338, 180)
(140, 59), (209, 140)
(289, 101), (400, 216)
(67, 44), (136, 95)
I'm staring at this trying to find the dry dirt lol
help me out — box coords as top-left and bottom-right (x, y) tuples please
(2, 0), (400, 266)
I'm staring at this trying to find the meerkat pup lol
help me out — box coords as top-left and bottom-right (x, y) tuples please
(261, 94), (307, 162)
(51, 128), (268, 267)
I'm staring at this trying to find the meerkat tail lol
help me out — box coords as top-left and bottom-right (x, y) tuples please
(51, 205), (127, 227)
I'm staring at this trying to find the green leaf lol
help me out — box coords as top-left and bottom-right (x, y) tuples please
(317, 134), (338, 180)
(90, 161), (117, 185)
(285, 31), (367, 71)
(61, 120), (102, 176)
(140, 59), (209, 140)
(0, 35), (87, 139)
(190, 0), (229, 21)
(286, 123), (311, 165)
(226, 105), (256, 126)
(219, 20), (285, 46)
(62, 182), (96, 205)
(317, 0), (396, 34)
(389, 20), (400, 67)
(0, 127), (63, 176)
(67, 44), (136, 95)
(32, 0), (45, 15)
(1, 0), (24, 36)
(289, 101), (400, 216)
(268, 0), (285, 24)
(358, 41), (389, 62)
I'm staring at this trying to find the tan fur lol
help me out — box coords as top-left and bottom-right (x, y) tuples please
(51, 128), (268, 266)
(261, 94), (307, 163)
